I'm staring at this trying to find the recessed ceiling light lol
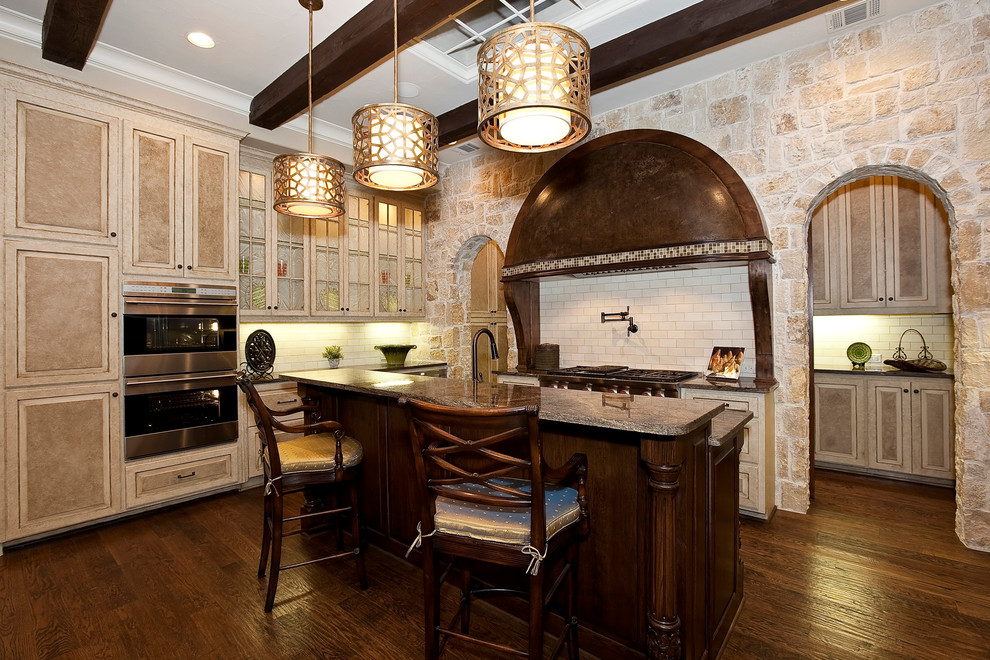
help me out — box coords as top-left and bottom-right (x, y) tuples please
(186, 32), (215, 49)
(397, 82), (420, 99)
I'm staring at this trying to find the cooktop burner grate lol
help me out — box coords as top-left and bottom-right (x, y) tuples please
(546, 366), (699, 383)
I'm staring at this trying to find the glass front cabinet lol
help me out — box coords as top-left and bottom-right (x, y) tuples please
(238, 148), (425, 319)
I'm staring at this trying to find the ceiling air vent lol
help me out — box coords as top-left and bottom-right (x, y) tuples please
(826, 0), (883, 33)
(457, 142), (481, 153)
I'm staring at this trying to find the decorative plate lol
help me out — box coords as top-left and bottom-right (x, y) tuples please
(245, 329), (276, 374)
(846, 342), (872, 366)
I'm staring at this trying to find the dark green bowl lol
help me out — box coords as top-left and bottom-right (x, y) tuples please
(374, 344), (416, 367)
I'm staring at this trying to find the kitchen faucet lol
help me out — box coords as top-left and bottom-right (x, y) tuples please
(471, 327), (499, 382)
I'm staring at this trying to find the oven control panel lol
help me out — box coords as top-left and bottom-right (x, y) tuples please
(123, 282), (236, 299)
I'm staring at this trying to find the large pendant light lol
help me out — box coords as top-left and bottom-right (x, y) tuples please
(273, 0), (345, 218)
(352, 0), (438, 190)
(477, 0), (590, 152)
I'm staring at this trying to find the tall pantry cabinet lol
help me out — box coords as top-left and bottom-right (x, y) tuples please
(0, 64), (243, 550)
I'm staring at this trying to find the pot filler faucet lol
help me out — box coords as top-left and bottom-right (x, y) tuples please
(472, 327), (499, 382)
(601, 306), (639, 336)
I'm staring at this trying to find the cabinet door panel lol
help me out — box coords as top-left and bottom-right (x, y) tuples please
(238, 169), (269, 313)
(869, 382), (911, 472)
(913, 385), (954, 478)
(125, 126), (181, 272)
(9, 96), (119, 243)
(5, 242), (119, 386)
(839, 177), (884, 308)
(186, 140), (233, 277)
(346, 195), (373, 314)
(886, 177), (936, 308)
(810, 190), (838, 311)
(814, 381), (862, 463)
(5, 384), (120, 538)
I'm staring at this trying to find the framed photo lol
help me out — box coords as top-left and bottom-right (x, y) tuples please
(707, 346), (744, 380)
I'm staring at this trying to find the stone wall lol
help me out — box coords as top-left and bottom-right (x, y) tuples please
(424, 0), (990, 550)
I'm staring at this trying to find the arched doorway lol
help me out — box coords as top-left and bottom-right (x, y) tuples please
(807, 167), (955, 498)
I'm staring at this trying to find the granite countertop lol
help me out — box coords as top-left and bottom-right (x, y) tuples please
(281, 368), (725, 437)
(350, 359), (448, 372)
(814, 365), (954, 378)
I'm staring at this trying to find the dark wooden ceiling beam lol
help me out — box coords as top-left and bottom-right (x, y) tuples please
(249, 0), (480, 130)
(41, 0), (113, 70)
(437, 0), (838, 146)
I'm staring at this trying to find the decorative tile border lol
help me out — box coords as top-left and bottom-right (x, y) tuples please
(502, 239), (773, 278)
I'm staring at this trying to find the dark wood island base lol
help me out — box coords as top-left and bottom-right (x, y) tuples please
(282, 369), (750, 660)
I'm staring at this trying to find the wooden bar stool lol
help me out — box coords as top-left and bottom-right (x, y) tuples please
(237, 374), (367, 612)
(399, 396), (589, 659)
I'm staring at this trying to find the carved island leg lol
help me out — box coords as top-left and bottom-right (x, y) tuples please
(643, 441), (683, 660)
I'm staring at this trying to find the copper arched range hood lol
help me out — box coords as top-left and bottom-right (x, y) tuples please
(502, 129), (776, 385)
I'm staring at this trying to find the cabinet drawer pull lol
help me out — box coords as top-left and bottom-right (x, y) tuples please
(176, 471), (197, 479)
(276, 398), (297, 405)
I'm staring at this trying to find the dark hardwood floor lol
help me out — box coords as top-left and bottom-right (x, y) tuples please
(2, 470), (988, 659)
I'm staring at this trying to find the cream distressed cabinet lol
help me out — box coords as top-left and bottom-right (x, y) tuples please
(3, 92), (120, 245)
(122, 119), (239, 280)
(468, 240), (509, 381)
(811, 176), (950, 314)
(238, 148), (310, 316)
(814, 372), (954, 484)
(237, 381), (305, 481)
(5, 384), (121, 540)
(237, 148), (425, 320)
(680, 387), (776, 519)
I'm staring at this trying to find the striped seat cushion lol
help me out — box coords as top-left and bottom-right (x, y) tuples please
(263, 433), (363, 473)
(434, 477), (580, 545)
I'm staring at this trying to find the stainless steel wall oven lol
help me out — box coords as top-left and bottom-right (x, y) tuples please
(122, 282), (238, 460)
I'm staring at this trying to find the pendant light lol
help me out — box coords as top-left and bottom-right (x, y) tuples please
(477, 0), (590, 152)
(273, 0), (345, 218)
(352, 0), (438, 190)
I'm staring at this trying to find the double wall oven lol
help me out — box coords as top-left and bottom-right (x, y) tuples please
(122, 282), (238, 460)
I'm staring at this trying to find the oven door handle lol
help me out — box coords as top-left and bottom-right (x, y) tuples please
(124, 372), (236, 395)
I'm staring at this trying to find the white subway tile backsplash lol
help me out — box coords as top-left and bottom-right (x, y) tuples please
(539, 266), (757, 376)
(812, 314), (954, 370)
(239, 321), (430, 375)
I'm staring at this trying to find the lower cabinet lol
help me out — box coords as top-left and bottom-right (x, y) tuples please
(4, 384), (122, 541)
(124, 442), (240, 509)
(237, 381), (305, 480)
(814, 371), (954, 482)
(680, 387), (777, 519)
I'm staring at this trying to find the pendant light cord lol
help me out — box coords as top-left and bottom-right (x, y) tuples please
(307, 4), (314, 153)
(392, 0), (398, 104)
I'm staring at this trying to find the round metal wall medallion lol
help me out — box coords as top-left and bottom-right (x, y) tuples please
(245, 329), (276, 374)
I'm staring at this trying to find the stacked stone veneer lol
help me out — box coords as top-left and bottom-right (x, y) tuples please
(424, 1), (990, 550)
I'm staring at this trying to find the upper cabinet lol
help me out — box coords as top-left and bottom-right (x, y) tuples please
(3, 91), (120, 245)
(238, 149), (426, 320)
(123, 120), (239, 280)
(812, 176), (951, 315)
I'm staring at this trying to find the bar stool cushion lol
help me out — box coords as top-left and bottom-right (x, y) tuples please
(263, 433), (363, 474)
(434, 477), (580, 545)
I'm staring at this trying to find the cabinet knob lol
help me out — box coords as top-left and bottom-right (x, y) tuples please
(110, 232), (117, 238)
(913, 389), (919, 394)
(903, 388), (909, 393)
(112, 392), (118, 397)
(878, 297), (883, 301)
(177, 264), (183, 269)
(187, 265), (192, 270)
(111, 312), (117, 318)
(888, 297), (893, 301)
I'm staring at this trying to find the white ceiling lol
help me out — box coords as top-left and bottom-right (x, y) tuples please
(0, 0), (941, 165)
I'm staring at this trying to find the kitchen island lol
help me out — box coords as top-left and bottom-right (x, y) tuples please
(281, 368), (746, 660)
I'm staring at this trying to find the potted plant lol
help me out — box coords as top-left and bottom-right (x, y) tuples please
(322, 345), (343, 368)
